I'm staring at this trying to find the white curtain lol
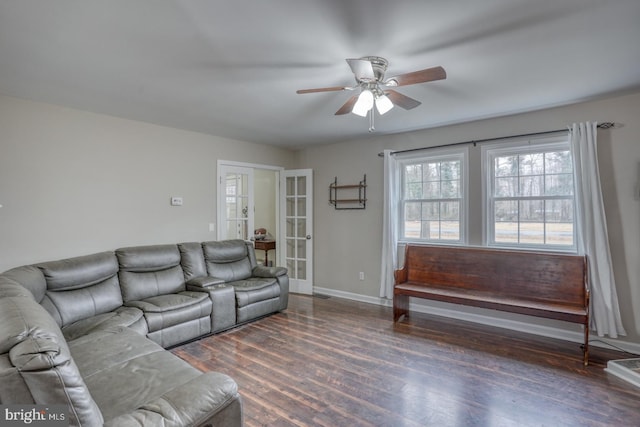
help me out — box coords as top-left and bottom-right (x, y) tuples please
(570, 122), (626, 338)
(379, 150), (399, 299)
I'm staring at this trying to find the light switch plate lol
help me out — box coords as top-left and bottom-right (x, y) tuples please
(170, 196), (183, 206)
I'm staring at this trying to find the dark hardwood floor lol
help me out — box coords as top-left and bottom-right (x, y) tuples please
(172, 294), (640, 427)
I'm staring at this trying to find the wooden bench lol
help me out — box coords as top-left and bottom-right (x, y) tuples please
(393, 244), (590, 365)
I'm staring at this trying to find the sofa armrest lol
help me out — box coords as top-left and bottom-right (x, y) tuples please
(185, 281), (236, 333)
(186, 276), (226, 288)
(252, 265), (287, 278)
(103, 372), (242, 427)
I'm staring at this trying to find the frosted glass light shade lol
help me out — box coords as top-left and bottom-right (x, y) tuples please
(352, 89), (374, 117)
(375, 94), (394, 115)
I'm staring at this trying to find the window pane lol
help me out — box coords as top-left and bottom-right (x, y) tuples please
(297, 176), (306, 196)
(519, 200), (544, 222)
(405, 181), (422, 199)
(286, 197), (295, 216)
(495, 156), (518, 177)
(545, 151), (572, 174)
(404, 202), (420, 238)
(440, 201), (459, 220)
(405, 202), (421, 221)
(286, 239), (295, 258)
(441, 221), (460, 240)
(286, 259), (295, 276)
(495, 200), (518, 222)
(495, 222), (518, 243)
(546, 222), (574, 246)
(519, 222), (544, 244)
(546, 199), (573, 222)
(421, 202), (439, 220)
(297, 219), (306, 236)
(286, 177), (295, 195)
(519, 175), (544, 197)
(297, 260), (306, 280)
(425, 162), (439, 181)
(545, 173), (573, 196)
(422, 181), (440, 199)
(296, 239), (306, 259)
(519, 153), (544, 175)
(441, 180), (459, 198)
(286, 218), (295, 237)
(495, 177), (517, 197)
(441, 161), (460, 180)
(296, 197), (306, 216)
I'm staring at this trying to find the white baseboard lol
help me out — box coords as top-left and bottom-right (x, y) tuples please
(312, 286), (640, 357)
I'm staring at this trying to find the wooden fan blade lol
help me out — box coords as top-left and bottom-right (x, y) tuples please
(346, 58), (375, 81)
(335, 95), (359, 115)
(296, 86), (348, 94)
(385, 90), (422, 110)
(385, 66), (446, 87)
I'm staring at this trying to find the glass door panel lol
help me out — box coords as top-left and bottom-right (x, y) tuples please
(281, 170), (313, 294)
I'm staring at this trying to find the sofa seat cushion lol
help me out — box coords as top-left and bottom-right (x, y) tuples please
(102, 372), (241, 427)
(230, 279), (280, 308)
(62, 306), (147, 341)
(126, 291), (212, 332)
(67, 327), (215, 422)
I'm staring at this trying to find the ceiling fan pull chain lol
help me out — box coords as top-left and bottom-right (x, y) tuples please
(369, 109), (375, 132)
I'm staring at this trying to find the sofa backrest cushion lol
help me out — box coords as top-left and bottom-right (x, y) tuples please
(0, 294), (104, 426)
(178, 242), (207, 281)
(202, 240), (256, 282)
(116, 244), (186, 302)
(36, 252), (123, 328)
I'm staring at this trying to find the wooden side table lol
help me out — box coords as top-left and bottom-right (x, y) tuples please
(254, 239), (276, 266)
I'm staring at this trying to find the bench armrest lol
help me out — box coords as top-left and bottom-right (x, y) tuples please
(394, 267), (408, 284)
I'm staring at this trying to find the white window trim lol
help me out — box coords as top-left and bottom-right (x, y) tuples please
(396, 146), (469, 245)
(481, 134), (577, 252)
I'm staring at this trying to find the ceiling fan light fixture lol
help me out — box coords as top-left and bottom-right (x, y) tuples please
(375, 93), (394, 115)
(352, 89), (374, 117)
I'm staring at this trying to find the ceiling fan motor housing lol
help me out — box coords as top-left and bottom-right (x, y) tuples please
(359, 56), (388, 82)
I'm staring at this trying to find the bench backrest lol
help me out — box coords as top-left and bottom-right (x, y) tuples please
(401, 245), (587, 308)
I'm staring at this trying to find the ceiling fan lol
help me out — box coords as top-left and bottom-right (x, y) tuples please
(296, 56), (446, 129)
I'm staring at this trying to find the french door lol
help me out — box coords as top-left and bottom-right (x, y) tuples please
(281, 169), (313, 295)
(218, 165), (254, 241)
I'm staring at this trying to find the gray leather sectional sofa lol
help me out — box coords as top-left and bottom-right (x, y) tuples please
(0, 239), (289, 426)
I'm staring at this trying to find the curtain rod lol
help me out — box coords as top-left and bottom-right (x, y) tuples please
(377, 122), (616, 157)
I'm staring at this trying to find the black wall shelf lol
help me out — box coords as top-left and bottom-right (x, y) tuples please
(329, 175), (367, 210)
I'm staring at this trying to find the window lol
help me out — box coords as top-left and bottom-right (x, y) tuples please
(483, 136), (575, 250)
(399, 148), (467, 243)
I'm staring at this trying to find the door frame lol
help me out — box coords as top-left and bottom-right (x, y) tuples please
(217, 164), (254, 241)
(217, 160), (283, 243)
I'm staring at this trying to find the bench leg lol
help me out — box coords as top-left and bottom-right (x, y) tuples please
(393, 294), (409, 322)
(583, 323), (590, 366)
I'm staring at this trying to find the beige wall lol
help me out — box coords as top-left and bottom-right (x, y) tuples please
(297, 90), (640, 345)
(0, 95), (295, 271)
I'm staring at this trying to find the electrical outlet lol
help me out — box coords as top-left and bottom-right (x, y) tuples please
(170, 196), (183, 206)
(209, 223), (215, 232)
(359, 272), (365, 280)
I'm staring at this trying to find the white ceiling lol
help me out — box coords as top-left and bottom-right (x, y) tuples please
(1, 1), (639, 149)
